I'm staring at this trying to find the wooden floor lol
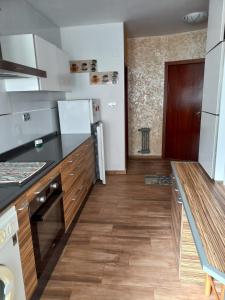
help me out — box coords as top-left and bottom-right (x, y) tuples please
(40, 160), (211, 300)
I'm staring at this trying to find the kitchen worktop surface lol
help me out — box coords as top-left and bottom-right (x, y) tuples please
(0, 133), (91, 212)
(172, 161), (225, 284)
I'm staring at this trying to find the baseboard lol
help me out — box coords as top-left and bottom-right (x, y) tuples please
(129, 155), (162, 160)
(106, 170), (127, 175)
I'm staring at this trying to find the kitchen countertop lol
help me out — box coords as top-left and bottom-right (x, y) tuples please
(0, 133), (91, 212)
(172, 161), (225, 285)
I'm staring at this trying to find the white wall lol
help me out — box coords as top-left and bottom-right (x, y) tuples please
(60, 23), (125, 171)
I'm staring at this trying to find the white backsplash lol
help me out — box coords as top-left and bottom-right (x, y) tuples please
(0, 82), (64, 155)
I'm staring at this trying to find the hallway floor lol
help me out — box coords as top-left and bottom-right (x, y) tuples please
(40, 160), (210, 300)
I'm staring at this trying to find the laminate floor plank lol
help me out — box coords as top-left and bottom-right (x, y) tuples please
(40, 160), (210, 300)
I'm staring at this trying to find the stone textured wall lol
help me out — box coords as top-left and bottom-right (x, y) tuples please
(127, 30), (207, 156)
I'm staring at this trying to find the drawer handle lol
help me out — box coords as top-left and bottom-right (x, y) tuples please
(69, 173), (75, 176)
(17, 201), (29, 211)
(71, 198), (76, 201)
(68, 160), (73, 163)
(177, 196), (182, 204)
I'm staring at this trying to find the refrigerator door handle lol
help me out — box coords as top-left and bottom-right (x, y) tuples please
(97, 122), (106, 184)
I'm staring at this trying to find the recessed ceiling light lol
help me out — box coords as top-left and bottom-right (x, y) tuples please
(183, 11), (208, 25)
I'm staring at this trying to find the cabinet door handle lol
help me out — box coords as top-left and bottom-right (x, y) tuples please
(69, 173), (75, 176)
(68, 160), (73, 163)
(17, 201), (29, 211)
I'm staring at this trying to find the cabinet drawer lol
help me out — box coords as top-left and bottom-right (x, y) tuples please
(61, 160), (84, 193)
(63, 173), (86, 231)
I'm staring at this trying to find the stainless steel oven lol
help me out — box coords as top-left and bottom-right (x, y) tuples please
(29, 174), (65, 277)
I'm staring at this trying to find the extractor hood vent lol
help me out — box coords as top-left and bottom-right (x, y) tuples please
(0, 60), (47, 79)
(0, 41), (47, 79)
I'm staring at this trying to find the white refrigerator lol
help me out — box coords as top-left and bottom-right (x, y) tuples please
(58, 99), (106, 184)
(198, 0), (225, 181)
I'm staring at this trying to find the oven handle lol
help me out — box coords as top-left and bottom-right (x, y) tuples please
(36, 192), (64, 222)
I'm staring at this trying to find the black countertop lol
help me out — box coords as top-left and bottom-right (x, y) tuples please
(0, 133), (91, 212)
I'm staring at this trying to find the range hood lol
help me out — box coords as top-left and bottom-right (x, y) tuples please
(0, 46), (47, 79)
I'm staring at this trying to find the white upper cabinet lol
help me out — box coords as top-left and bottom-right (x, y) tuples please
(206, 0), (225, 53)
(0, 34), (36, 68)
(55, 47), (72, 92)
(34, 35), (59, 91)
(202, 42), (225, 114)
(3, 34), (71, 92)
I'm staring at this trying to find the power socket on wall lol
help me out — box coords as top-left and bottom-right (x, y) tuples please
(23, 113), (31, 122)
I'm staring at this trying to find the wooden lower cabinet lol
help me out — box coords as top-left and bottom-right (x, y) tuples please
(61, 137), (95, 231)
(15, 196), (38, 300)
(11, 137), (95, 299)
(180, 210), (205, 284)
(171, 184), (205, 285)
(171, 183), (182, 268)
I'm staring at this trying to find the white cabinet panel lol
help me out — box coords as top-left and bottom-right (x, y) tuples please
(202, 43), (224, 114)
(34, 35), (59, 91)
(206, 0), (225, 53)
(0, 34), (36, 67)
(56, 48), (71, 92)
(199, 112), (218, 179)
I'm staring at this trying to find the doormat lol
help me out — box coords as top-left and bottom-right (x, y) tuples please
(144, 175), (172, 185)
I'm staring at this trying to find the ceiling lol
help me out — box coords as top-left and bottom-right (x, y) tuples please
(26, 0), (209, 37)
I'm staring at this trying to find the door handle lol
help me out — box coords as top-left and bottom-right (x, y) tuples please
(195, 111), (201, 116)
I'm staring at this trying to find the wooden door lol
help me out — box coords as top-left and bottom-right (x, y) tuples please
(163, 60), (204, 161)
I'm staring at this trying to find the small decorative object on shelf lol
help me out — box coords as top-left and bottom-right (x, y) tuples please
(70, 59), (97, 73)
(90, 71), (119, 85)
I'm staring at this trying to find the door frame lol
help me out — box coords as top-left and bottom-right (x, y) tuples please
(162, 58), (205, 159)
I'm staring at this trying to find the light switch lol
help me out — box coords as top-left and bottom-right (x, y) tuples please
(108, 102), (117, 108)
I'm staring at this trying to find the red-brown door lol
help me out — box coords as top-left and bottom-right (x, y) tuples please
(163, 60), (204, 161)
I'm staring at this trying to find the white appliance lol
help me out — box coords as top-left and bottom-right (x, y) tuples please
(0, 206), (26, 300)
(58, 99), (106, 184)
(198, 0), (225, 181)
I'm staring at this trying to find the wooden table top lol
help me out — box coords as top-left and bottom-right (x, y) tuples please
(172, 162), (225, 284)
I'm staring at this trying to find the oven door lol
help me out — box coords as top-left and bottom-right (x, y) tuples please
(30, 192), (65, 277)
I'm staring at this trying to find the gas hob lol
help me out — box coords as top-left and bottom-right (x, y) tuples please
(0, 162), (50, 185)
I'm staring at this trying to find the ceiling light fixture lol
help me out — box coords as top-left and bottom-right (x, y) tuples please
(183, 11), (208, 25)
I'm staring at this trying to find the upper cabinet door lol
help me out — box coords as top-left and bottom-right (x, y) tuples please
(0, 34), (36, 67)
(34, 35), (59, 91)
(55, 47), (72, 92)
(206, 0), (225, 53)
(202, 42), (224, 114)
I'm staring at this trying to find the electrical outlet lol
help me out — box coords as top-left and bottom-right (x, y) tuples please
(23, 113), (31, 122)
